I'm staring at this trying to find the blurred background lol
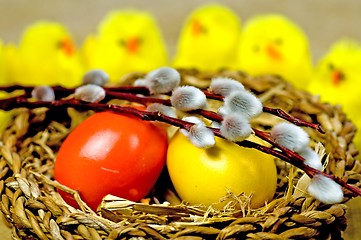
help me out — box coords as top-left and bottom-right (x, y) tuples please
(1, 0), (361, 60)
(1, 0), (360, 239)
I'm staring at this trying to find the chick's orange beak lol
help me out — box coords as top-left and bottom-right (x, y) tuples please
(331, 70), (344, 86)
(126, 37), (139, 54)
(266, 44), (282, 61)
(191, 19), (203, 37)
(59, 37), (75, 56)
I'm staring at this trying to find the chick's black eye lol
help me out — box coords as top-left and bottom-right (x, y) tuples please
(138, 37), (144, 45)
(274, 38), (283, 45)
(57, 41), (63, 48)
(201, 27), (208, 34)
(118, 38), (143, 47)
(118, 39), (126, 47)
(328, 63), (335, 70)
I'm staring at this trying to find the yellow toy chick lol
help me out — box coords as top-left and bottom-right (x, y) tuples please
(0, 39), (13, 133)
(236, 14), (313, 90)
(308, 38), (361, 147)
(82, 9), (168, 83)
(0, 38), (11, 85)
(9, 21), (84, 87)
(172, 4), (241, 71)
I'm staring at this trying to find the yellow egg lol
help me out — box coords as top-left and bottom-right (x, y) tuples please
(167, 131), (277, 208)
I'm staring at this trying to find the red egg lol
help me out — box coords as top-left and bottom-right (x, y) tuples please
(54, 111), (168, 211)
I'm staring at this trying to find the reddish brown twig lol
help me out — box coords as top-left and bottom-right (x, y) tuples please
(0, 85), (324, 133)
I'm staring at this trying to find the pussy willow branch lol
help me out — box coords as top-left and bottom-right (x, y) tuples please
(0, 95), (360, 197)
(203, 90), (325, 133)
(0, 85), (150, 96)
(235, 137), (361, 196)
(0, 85), (324, 133)
(0, 84), (330, 168)
(82, 90), (320, 163)
(1, 84), (306, 162)
(194, 108), (308, 163)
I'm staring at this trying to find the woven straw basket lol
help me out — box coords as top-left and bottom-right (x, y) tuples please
(1, 69), (360, 239)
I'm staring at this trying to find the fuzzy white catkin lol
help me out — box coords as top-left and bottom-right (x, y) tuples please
(220, 113), (252, 142)
(74, 84), (106, 103)
(307, 174), (344, 204)
(217, 106), (228, 117)
(31, 86), (55, 101)
(209, 77), (245, 96)
(82, 69), (109, 86)
(211, 121), (221, 128)
(298, 148), (323, 171)
(186, 124), (215, 148)
(180, 116), (215, 148)
(170, 86), (207, 111)
(222, 90), (263, 119)
(146, 67), (181, 94)
(133, 78), (148, 87)
(146, 103), (177, 118)
(180, 116), (203, 136)
(270, 122), (310, 152)
(182, 116), (204, 125)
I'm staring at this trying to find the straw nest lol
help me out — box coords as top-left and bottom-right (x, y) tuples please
(1, 69), (360, 239)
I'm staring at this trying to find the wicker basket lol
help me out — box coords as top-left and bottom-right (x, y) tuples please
(1, 69), (360, 239)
